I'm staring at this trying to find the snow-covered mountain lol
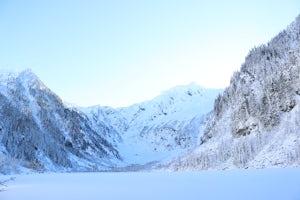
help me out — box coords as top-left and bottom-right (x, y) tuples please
(0, 69), (121, 173)
(168, 15), (300, 170)
(3, 14), (299, 174)
(0, 69), (220, 173)
(82, 84), (222, 167)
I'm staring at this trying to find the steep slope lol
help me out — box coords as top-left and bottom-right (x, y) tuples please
(169, 15), (300, 170)
(0, 70), (120, 173)
(83, 84), (222, 166)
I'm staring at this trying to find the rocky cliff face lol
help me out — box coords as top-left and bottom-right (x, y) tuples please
(169, 15), (300, 170)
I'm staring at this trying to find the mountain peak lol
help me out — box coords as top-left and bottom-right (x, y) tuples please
(0, 68), (38, 84)
(17, 69), (48, 91)
(18, 68), (35, 76)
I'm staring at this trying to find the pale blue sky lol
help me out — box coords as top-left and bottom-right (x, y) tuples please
(0, 1), (299, 107)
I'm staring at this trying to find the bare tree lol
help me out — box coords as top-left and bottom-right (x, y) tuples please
(0, 177), (15, 192)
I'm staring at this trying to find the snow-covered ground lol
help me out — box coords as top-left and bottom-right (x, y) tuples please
(1, 168), (300, 200)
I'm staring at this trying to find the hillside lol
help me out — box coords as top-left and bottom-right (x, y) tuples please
(169, 15), (300, 170)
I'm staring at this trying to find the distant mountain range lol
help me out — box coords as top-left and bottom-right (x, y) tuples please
(1, 14), (300, 174)
(81, 83), (222, 168)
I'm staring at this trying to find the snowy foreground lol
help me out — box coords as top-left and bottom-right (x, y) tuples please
(1, 168), (300, 200)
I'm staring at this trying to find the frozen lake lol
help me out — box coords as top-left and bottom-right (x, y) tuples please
(1, 168), (300, 200)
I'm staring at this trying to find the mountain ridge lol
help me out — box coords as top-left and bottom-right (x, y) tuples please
(79, 83), (222, 166)
(1, 14), (300, 174)
(0, 70), (220, 173)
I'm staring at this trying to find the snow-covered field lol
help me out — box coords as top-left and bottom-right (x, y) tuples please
(1, 168), (300, 200)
